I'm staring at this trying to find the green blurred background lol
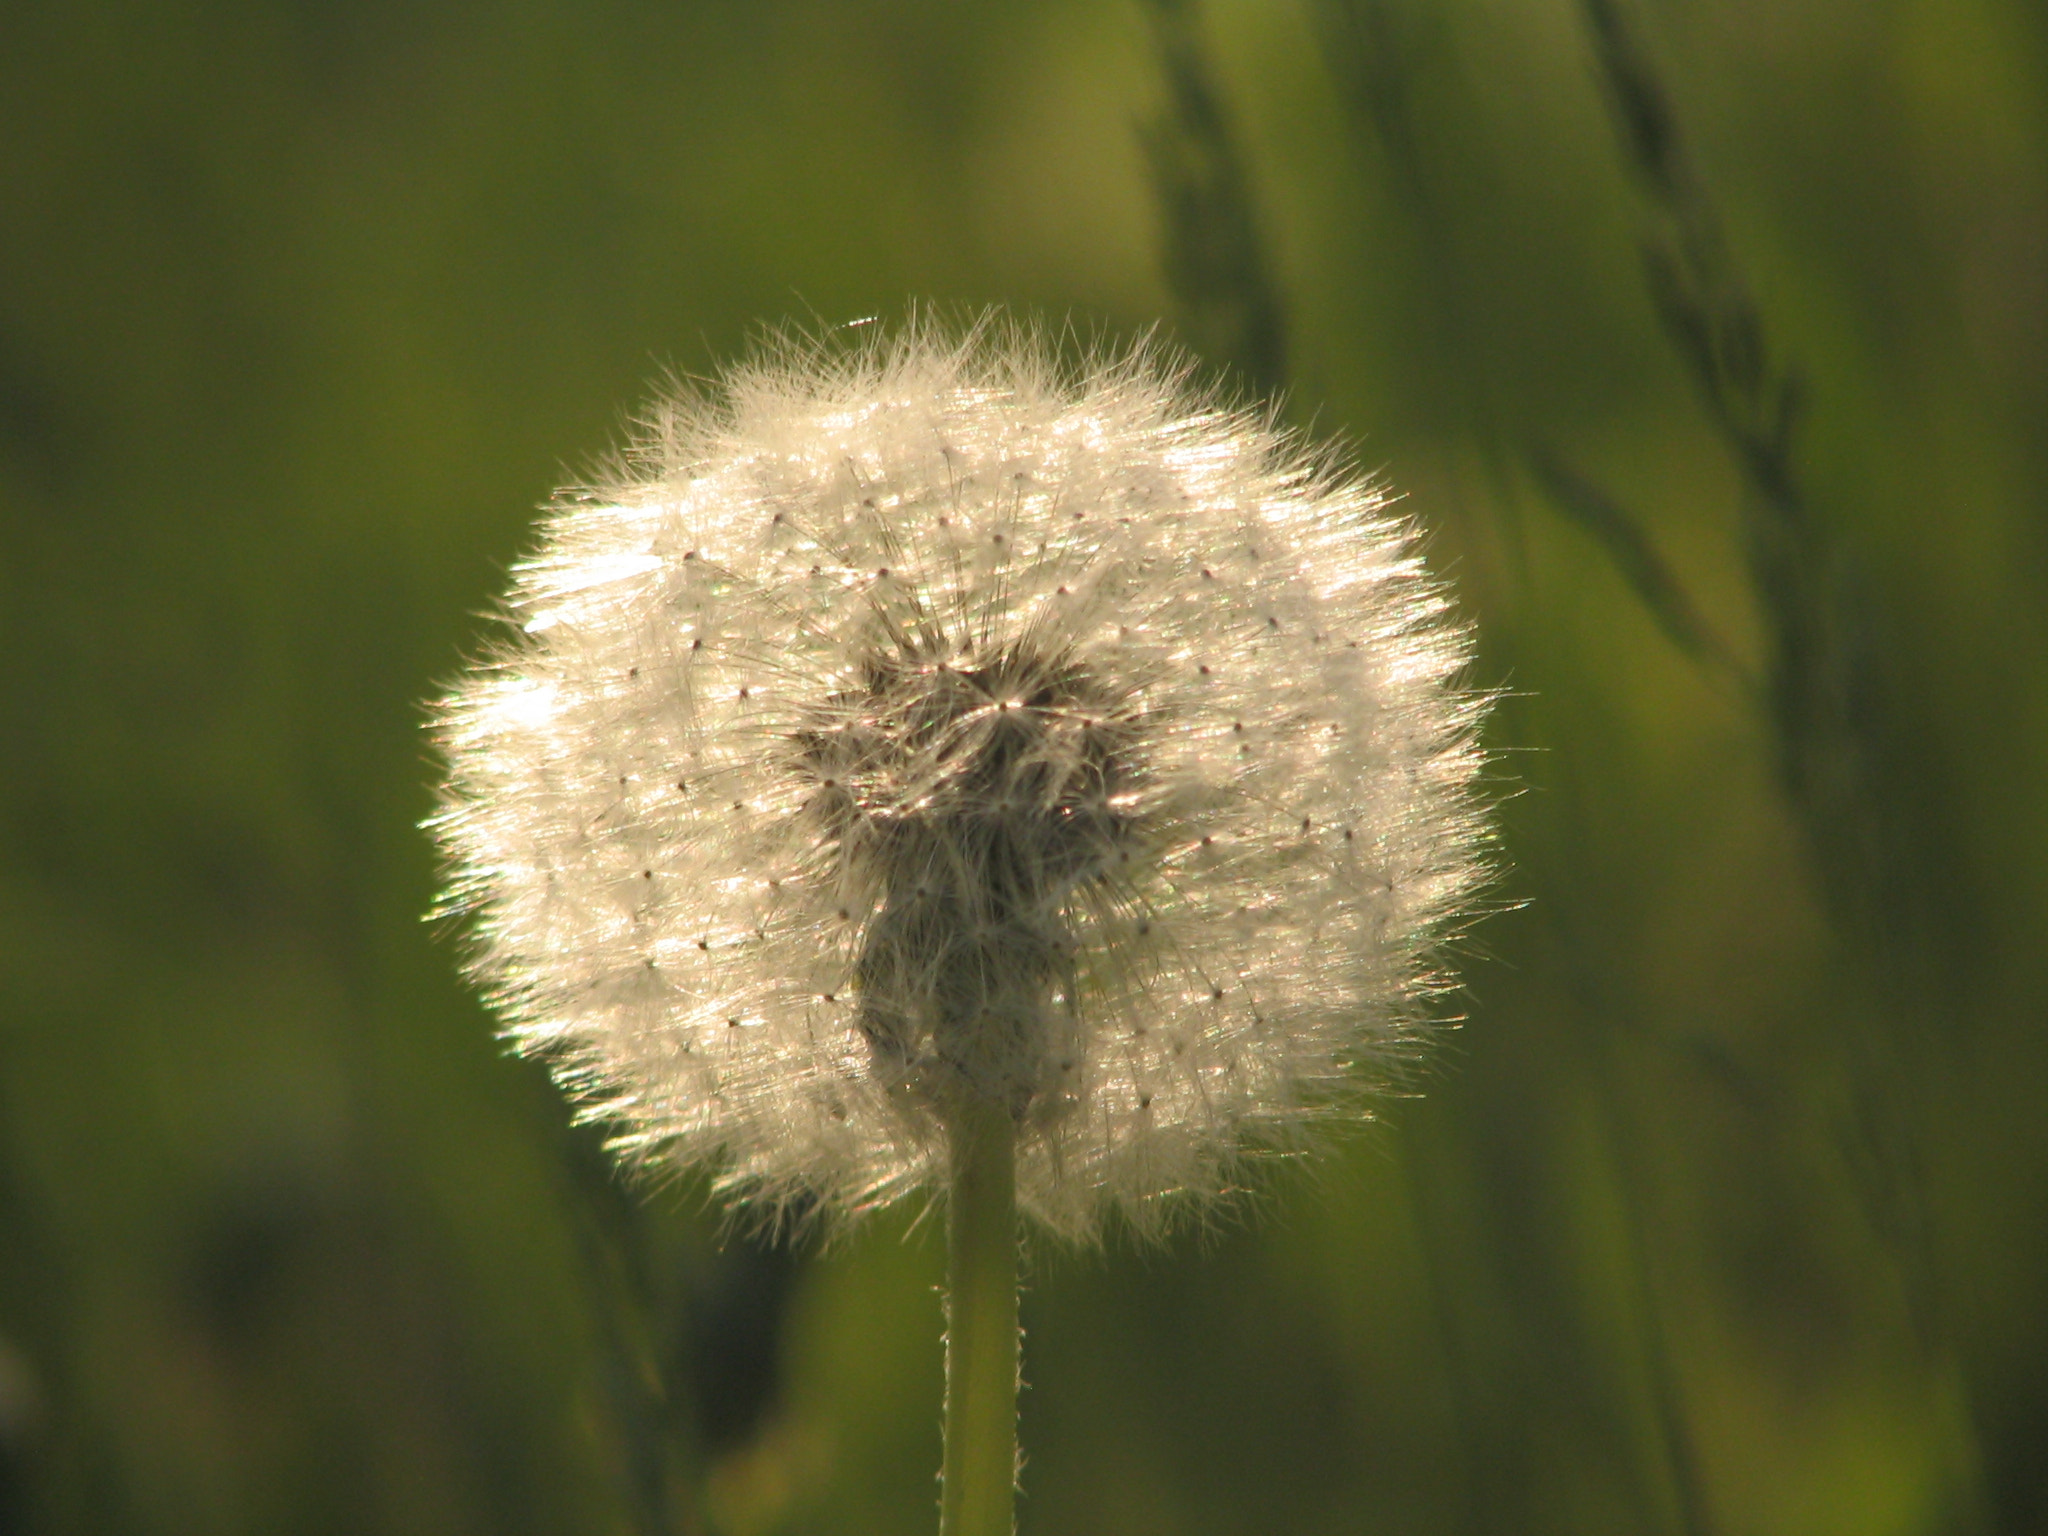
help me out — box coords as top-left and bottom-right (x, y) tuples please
(3, 0), (2044, 1531)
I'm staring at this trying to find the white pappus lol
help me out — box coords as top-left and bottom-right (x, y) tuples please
(428, 317), (1491, 1238)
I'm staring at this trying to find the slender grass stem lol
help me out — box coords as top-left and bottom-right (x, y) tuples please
(939, 1098), (1019, 1536)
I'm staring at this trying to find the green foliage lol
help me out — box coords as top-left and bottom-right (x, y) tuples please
(3, 1), (2045, 1532)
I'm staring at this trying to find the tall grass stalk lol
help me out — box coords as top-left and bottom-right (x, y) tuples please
(1139, 0), (1287, 396)
(1574, 0), (1988, 1522)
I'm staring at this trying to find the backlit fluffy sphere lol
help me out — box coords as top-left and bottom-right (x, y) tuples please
(429, 319), (1489, 1236)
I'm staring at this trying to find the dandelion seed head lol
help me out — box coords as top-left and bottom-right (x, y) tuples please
(429, 317), (1490, 1237)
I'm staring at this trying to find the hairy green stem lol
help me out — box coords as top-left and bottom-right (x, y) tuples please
(939, 1098), (1019, 1536)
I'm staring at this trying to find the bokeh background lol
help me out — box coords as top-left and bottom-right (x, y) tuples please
(4, 0), (2045, 1531)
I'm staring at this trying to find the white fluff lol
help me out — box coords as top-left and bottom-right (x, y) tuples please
(428, 318), (1490, 1237)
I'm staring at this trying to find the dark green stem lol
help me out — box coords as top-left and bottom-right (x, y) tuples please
(938, 1098), (1019, 1536)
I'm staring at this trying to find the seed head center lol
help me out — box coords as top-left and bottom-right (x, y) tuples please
(795, 639), (1140, 1111)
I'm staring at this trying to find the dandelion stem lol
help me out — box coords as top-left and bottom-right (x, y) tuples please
(939, 1097), (1019, 1536)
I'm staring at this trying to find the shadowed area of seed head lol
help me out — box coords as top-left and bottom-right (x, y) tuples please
(793, 632), (1141, 1114)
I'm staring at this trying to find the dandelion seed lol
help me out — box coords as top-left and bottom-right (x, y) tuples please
(428, 317), (1490, 1239)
